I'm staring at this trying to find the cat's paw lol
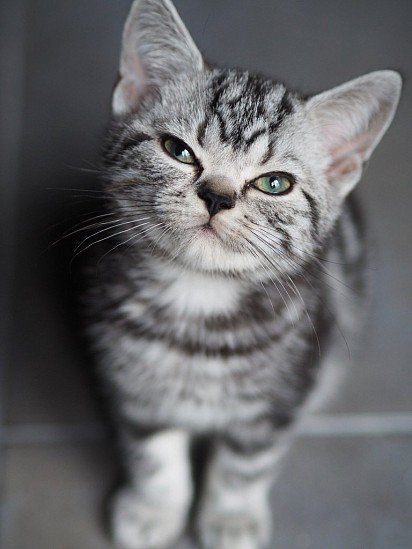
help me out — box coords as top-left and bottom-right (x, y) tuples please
(112, 488), (187, 549)
(197, 511), (270, 549)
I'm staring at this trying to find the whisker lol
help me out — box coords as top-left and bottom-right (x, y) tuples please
(240, 233), (296, 325)
(250, 238), (299, 327)
(247, 229), (322, 352)
(246, 223), (350, 357)
(248, 221), (356, 297)
(73, 217), (151, 253)
(248, 218), (354, 268)
(70, 220), (153, 264)
(96, 221), (166, 267)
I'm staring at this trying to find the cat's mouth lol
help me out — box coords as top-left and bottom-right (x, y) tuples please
(184, 216), (235, 251)
(199, 222), (215, 234)
(196, 220), (225, 242)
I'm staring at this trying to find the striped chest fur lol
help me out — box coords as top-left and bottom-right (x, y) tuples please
(90, 251), (323, 433)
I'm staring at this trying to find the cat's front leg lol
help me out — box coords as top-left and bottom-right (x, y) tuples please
(112, 426), (193, 549)
(197, 424), (290, 549)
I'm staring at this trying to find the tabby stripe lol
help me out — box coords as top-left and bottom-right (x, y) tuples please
(122, 418), (164, 439)
(269, 90), (294, 133)
(260, 90), (295, 164)
(121, 132), (152, 152)
(260, 140), (275, 165)
(274, 212), (293, 225)
(226, 94), (244, 107)
(223, 434), (277, 457)
(210, 73), (228, 111)
(301, 189), (320, 239)
(278, 89), (294, 118)
(214, 109), (231, 144)
(141, 305), (275, 331)
(106, 131), (152, 164)
(245, 127), (267, 148)
(276, 226), (293, 254)
(220, 451), (278, 483)
(112, 317), (284, 357)
(197, 118), (208, 146)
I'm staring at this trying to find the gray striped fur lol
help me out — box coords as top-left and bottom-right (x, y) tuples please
(84, 1), (401, 548)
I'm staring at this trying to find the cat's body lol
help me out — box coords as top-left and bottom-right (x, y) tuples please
(90, 196), (363, 435)
(84, 2), (401, 548)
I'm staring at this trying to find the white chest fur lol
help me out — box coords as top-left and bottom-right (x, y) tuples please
(155, 268), (244, 317)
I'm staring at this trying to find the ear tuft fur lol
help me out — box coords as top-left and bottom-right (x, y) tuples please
(307, 70), (402, 196)
(113, 0), (203, 117)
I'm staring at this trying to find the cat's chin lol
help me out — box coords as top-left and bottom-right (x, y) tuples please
(180, 233), (260, 275)
(152, 220), (264, 276)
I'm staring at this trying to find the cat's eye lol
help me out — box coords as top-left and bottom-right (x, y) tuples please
(252, 173), (293, 195)
(163, 137), (197, 165)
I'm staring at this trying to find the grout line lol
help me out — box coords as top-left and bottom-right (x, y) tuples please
(297, 412), (412, 437)
(0, 413), (412, 446)
(0, 422), (106, 446)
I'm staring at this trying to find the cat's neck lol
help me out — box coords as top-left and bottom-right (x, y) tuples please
(134, 251), (247, 318)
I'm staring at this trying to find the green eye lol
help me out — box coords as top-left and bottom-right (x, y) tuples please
(163, 137), (196, 165)
(253, 173), (293, 195)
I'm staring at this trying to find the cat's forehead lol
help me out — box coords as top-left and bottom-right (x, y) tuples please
(165, 70), (297, 136)
(154, 69), (305, 171)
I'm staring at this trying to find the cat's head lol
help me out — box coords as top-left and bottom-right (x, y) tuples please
(103, 0), (401, 277)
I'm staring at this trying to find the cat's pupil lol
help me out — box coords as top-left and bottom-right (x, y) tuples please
(270, 177), (280, 189)
(176, 144), (188, 158)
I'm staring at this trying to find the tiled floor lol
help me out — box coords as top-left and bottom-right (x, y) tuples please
(1, 0), (411, 548)
(1, 432), (412, 549)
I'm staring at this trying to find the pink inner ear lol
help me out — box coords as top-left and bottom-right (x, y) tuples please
(328, 155), (360, 180)
(114, 32), (149, 115)
(327, 130), (374, 178)
(121, 78), (141, 110)
(124, 45), (147, 87)
(309, 71), (401, 190)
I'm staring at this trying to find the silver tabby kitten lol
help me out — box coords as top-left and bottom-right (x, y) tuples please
(86, 1), (402, 548)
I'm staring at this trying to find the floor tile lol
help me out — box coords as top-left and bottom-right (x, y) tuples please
(2, 436), (411, 548)
(1, 440), (195, 549)
(271, 435), (412, 549)
(2, 442), (115, 549)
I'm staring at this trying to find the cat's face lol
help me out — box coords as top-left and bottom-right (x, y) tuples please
(106, 70), (330, 276)
(103, 0), (401, 277)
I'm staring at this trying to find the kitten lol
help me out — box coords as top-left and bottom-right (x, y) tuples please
(85, 1), (401, 548)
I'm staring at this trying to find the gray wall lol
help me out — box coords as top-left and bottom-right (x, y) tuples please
(1, 1), (411, 547)
(2, 0), (411, 421)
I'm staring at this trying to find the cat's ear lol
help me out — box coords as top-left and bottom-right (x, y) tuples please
(112, 0), (203, 117)
(306, 70), (402, 197)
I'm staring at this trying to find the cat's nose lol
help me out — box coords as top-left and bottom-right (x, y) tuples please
(197, 179), (236, 217)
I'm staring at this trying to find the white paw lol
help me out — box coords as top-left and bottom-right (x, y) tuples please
(112, 488), (187, 549)
(198, 511), (270, 549)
